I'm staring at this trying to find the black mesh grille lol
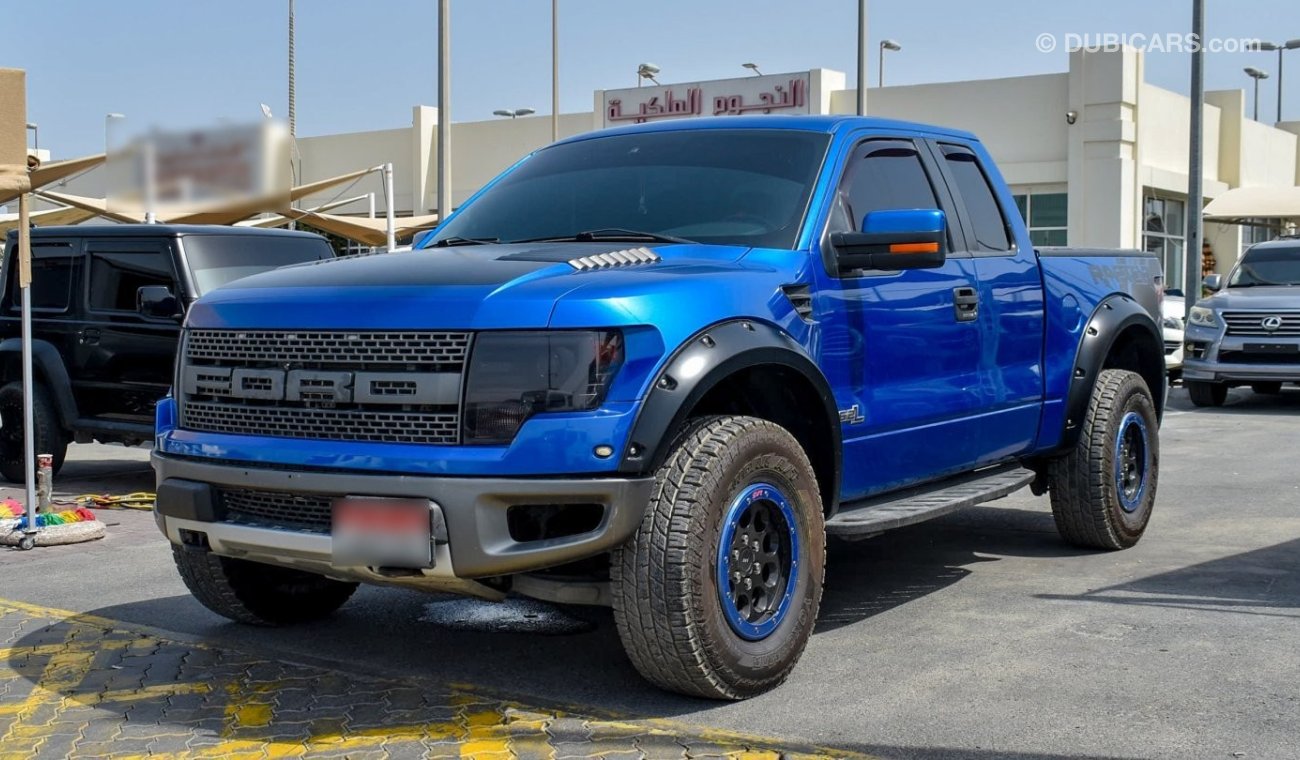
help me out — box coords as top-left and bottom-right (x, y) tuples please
(186, 330), (471, 367)
(181, 401), (460, 444)
(222, 489), (333, 533)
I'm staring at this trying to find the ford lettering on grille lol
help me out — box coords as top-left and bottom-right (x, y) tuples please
(178, 330), (470, 445)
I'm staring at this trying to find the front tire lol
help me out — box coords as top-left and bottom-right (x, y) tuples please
(0, 381), (68, 484)
(172, 546), (358, 625)
(1048, 369), (1159, 550)
(1187, 380), (1227, 407)
(611, 415), (825, 700)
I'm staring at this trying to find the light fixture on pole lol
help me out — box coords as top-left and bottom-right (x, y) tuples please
(259, 103), (274, 119)
(24, 123), (36, 151)
(637, 62), (660, 87)
(1244, 67), (1270, 121)
(492, 108), (536, 119)
(878, 39), (901, 87)
(1246, 39), (1300, 122)
(742, 62), (763, 76)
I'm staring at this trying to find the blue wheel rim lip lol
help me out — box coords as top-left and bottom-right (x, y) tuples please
(716, 482), (800, 641)
(1114, 411), (1150, 513)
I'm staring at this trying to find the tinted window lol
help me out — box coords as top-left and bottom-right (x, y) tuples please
(430, 130), (830, 250)
(89, 249), (175, 312)
(837, 144), (939, 233)
(183, 235), (334, 296)
(942, 147), (1011, 252)
(1230, 245), (1300, 287)
(7, 243), (76, 312)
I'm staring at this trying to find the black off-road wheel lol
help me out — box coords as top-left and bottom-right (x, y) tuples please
(0, 381), (67, 484)
(1048, 369), (1159, 550)
(611, 415), (826, 700)
(172, 546), (358, 625)
(1186, 380), (1227, 407)
(1250, 382), (1283, 395)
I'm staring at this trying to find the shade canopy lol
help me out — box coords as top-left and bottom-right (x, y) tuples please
(286, 210), (441, 247)
(0, 153), (105, 205)
(1203, 186), (1300, 221)
(0, 204), (96, 234)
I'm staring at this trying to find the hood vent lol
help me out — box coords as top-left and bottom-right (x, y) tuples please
(568, 247), (662, 271)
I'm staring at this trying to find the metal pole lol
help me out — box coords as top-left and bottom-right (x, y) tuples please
(288, 0), (296, 140)
(384, 163), (396, 251)
(17, 193), (36, 538)
(878, 44), (884, 88)
(1184, 0), (1205, 318)
(551, 0), (559, 143)
(368, 192), (375, 219)
(437, 0), (452, 221)
(143, 139), (157, 224)
(856, 0), (868, 115)
(1253, 78), (1260, 121)
(1278, 48), (1285, 123)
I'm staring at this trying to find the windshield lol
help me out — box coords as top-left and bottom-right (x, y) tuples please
(429, 129), (831, 250)
(1229, 244), (1300, 287)
(183, 235), (335, 296)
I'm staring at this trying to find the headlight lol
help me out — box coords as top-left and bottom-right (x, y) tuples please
(1188, 306), (1218, 327)
(462, 330), (624, 444)
(1161, 315), (1184, 330)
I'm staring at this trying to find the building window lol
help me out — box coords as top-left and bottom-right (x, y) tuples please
(1241, 219), (1280, 255)
(1143, 196), (1185, 291)
(1012, 192), (1068, 246)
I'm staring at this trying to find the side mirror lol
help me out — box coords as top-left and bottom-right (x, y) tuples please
(137, 285), (182, 320)
(1203, 273), (1222, 292)
(830, 209), (947, 273)
(411, 229), (436, 249)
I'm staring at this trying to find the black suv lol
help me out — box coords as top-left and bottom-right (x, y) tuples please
(0, 225), (334, 481)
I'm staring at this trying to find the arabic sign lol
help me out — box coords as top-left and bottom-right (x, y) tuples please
(602, 71), (811, 128)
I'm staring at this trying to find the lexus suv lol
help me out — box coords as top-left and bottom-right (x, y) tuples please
(1183, 238), (1300, 406)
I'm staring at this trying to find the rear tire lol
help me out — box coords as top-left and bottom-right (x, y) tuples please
(1250, 382), (1283, 395)
(1048, 369), (1159, 550)
(0, 381), (68, 484)
(611, 415), (825, 700)
(172, 546), (358, 625)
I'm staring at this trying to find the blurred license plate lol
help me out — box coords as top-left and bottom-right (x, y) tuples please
(1244, 343), (1298, 353)
(331, 497), (432, 568)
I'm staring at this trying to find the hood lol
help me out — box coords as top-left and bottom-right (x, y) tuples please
(186, 242), (752, 330)
(1203, 286), (1300, 312)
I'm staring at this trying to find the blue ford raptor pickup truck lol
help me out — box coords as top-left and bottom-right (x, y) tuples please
(153, 116), (1166, 700)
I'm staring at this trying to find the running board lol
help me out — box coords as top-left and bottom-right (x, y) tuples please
(826, 464), (1035, 537)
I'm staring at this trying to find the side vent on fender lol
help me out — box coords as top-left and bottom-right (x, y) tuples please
(782, 284), (814, 322)
(568, 247), (662, 271)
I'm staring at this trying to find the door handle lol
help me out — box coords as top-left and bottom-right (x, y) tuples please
(953, 287), (979, 323)
(79, 328), (101, 345)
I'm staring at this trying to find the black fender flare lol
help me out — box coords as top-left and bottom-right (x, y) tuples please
(0, 338), (78, 429)
(617, 319), (842, 508)
(1059, 294), (1165, 451)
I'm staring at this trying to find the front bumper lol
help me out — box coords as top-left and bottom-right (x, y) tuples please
(152, 453), (654, 581)
(1182, 324), (1300, 383)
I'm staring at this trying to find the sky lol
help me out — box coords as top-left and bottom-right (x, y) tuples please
(6, 0), (1300, 159)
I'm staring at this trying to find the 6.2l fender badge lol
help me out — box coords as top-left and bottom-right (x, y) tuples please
(838, 404), (865, 425)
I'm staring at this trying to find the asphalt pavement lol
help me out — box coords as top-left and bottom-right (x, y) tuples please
(0, 386), (1297, 759)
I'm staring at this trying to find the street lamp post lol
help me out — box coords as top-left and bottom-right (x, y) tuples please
(856, 0), (868, 115)
(24, 123), (36, 151)
(742, 62), (763, 76)
(492, 108), (536, 119)
(1246, 39), (1300, 122)
(878, 39), (901, 87)
(1244, 67), (1270, 121)
(551, 0), (559, 142)
(637, 63), (660, 87)
(437, 0), (451, 223)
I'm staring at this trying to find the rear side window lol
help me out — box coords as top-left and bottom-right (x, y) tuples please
(88, 249), (176, 312)
(837, 143), (940, 232)
(6, 243), (76, 313)
(941, 145), (1013, 252)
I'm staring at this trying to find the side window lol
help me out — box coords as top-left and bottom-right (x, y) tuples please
(940, 145), (1013, 252)
(6, 243), (76, 313)
(834, 142), (940, 233)
(88, 249), (176, 313)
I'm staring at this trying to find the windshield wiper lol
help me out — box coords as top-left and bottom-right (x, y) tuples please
(431, 236), (498, 247)
(511, 228), (692, 245)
